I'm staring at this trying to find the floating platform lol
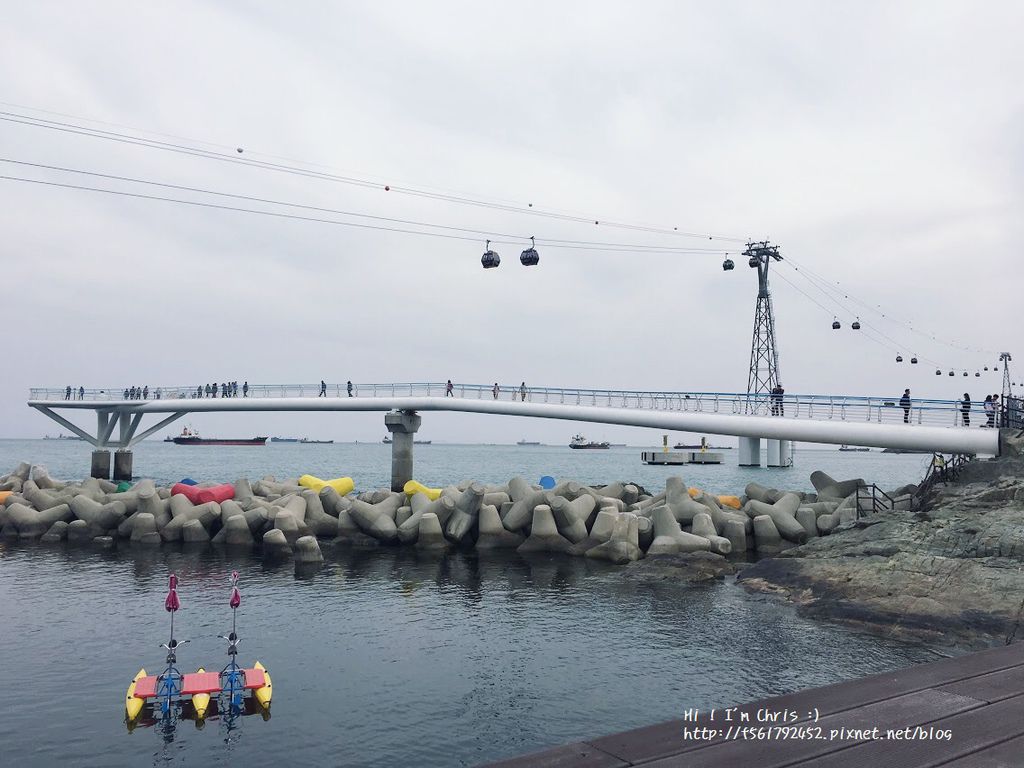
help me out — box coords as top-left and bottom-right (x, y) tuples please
(641, 451), (723, 465)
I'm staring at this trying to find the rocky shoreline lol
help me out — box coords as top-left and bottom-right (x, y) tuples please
(737, 454), (1024, 651)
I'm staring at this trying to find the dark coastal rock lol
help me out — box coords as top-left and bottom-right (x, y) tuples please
(622, 551), (736, 584)
(739, 463), (1024, 649)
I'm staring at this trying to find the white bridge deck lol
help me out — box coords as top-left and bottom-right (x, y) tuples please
(28, 383), (1001, 455)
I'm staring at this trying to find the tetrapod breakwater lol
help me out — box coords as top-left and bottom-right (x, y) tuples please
(0, 461), (919, 567)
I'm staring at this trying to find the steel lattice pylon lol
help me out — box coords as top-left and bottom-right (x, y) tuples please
(743, 242), (783, 414)
(1001, 352), (1013, 402)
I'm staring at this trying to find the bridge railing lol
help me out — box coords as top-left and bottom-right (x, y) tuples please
(29, 382), (999, 431)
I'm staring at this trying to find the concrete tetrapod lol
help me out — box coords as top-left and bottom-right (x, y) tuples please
(67, 519), (93, 546)
(476, 504), (524, 549)
(745, 482), (786, 504)
(722, 519), (747, 553)
(795, 507), (819, 539)
(752, 514), (786, 555)
(137, 489), (171, 529)
(567, 507), (621, 556)
(585, 513), (643, 564)
(349, 499), (399, 543)
(446, 482), (485, 543)
(130, 512), (162, 546)
(7, 502), (72, 539)
(503, 489), (547, 532)
(664, 476), (708, 524)
(222, 514), (255, 547)
(414, 512), (448, 551)
(70, 496), (126, 531)
(182, 519), (211, 543)
(262, 528), (291, 558)
(549, 497), (589, 544)
(294, 535), (324, 563)
(41, 520), (69, 543)
(743, 494), (808, 544)
(517, 505), (573, 554)
(649, 506), (711, 554)
(810, 471), (865, 500)
(397, 494), (454, 544)
(690, 511), (732, 555)
(273, 511), (301, 546)
(301, 490), (339, 537)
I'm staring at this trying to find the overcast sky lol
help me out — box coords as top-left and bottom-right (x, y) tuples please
(1, 1), (1021, 445)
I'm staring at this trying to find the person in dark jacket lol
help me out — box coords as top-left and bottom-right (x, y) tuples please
(900, 389), (911, 423)
(347, 380), (353, 397)
(961, 393), (971, 427)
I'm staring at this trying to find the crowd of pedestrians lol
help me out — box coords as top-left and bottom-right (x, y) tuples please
(193, 381), (245, 398)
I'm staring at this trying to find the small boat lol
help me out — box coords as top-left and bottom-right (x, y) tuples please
(839, 445), (871, 452)
(569, 434), (610, 450)
(44, 433), (85, 441)
(516, 440), (541, 446)
(299, 438), (334, 444)
(168, 427), (267, 446)
(270, 437), (299, 443)
(382, 436), (432, 444)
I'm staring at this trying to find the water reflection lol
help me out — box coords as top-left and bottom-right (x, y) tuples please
(0, 539), (944, 768)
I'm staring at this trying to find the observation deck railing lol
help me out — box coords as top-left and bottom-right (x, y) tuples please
(29, 382), (997, 431)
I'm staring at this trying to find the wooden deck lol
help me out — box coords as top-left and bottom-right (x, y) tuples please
(480, 641), (1024, 767)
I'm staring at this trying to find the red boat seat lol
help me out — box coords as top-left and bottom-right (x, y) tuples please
(242, 668), (266, 689)
(181, 671), (223, 695)
(133, 675), (159, 699)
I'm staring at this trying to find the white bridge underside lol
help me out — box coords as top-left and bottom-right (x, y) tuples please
(29, 397), (999, 455)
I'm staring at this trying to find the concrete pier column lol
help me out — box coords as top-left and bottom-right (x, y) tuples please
(385, 410), (422, 492)
(767, 439), (794, 468)
(90, 450), (111, 480)
(113, 450), (133, 482)
(739, 436), (761, 467)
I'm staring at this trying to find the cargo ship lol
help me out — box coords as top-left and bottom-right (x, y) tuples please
(166, 428), (267, 446)
(569, 434), (610, 450)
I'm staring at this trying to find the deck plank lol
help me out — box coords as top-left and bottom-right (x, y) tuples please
(939, 733), (1024, 767)
(639, 690), (984, 767)
(587, 644), (1024, 765)
(789, 693), (1024, 767)
(936, 663), (1024, 703)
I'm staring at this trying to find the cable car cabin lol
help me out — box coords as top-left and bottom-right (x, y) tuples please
(896, 355), (903, 363)
(984, 366), (989, 371)
(748, 256), (760, 268)
(949, 371), (955, 376)
(851, 320), (861, 330)
(722, 258), (735, 271)
(481, 250), (501, 269)
(911, 357), (918, 364)
(963, 371), (969, 377)
(519, 247), (540, 266)
(832, 319), (841, 330)
(975, 372), (981, 377)
(936, 369), (942, 375)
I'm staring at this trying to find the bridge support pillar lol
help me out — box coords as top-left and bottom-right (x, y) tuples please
(90, 450), (111, 480)
(739, 437), (761, 467)
(767, 439), (793, 468)
(385, 410), (422, 492)
(113, 450), (133, 482)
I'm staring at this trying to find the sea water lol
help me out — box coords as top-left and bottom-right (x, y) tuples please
(0, 441), (940, 767)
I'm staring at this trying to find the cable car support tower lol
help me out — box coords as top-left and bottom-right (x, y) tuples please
(738, 240), (790, 467)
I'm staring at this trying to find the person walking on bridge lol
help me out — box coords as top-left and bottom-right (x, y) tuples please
(446, 379), (454, 397)
(520, 382), (527, 402)
(347, 380), (353, 397)
(319, 380), (327, 397)
(984, 395), (995, 427)
(900, 389), (912, 423)
(492, 382), (500, 399)
(78, 386), (84, 400)
(961, 393), (972, 427)
(65, 385), (71, 400)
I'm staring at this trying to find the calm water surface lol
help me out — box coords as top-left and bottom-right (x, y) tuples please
(0, 441), (941, 767)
